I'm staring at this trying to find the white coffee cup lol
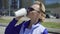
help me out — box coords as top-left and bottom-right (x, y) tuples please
(15, 8), (27, 17)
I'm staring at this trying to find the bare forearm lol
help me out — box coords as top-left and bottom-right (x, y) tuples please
(15, 16), (23, 20)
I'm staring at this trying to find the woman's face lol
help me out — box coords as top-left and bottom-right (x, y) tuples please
(27, 4), (45, 22)
(27, 4), (40, 21)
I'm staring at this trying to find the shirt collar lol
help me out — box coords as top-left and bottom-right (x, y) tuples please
(24, 20), (41, 28)
(32, 23), (40, 28)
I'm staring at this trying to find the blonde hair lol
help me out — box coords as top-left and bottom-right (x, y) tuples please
(33, 1), (46, 22)
(33, 1), (45, 12)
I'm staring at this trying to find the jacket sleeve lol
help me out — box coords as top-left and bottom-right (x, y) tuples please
(7, 18), (18, 28)
(5, 18), (18, 34)
(43, 29), (48, 34)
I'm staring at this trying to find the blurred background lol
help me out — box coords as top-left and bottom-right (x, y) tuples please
(0, 0), (60, 34)
(0, 0), (60, 18)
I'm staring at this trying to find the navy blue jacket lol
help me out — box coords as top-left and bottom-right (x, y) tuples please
(5, 18), (48, 34)
(5, 18), (24, 34)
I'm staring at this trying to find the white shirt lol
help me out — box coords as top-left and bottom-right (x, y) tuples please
(19, 23), (46, 34)
(24, 28), (31, 34)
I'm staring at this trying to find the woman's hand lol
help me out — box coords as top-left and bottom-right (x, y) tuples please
(15, 16), (24, 20)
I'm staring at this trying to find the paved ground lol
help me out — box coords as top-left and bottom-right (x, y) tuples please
(47, 28), (60, 34)
(0, 26), (5, 34)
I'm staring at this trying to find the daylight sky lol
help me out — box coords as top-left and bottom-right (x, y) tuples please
(45, 0), (60, 4)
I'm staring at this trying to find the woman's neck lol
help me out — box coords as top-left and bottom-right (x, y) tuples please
(27, 19), (38, 29)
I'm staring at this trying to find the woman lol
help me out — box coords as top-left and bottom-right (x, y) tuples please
(5, 1), (48, 34)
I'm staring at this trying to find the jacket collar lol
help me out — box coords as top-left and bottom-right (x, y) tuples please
(24, 20), (40, 28)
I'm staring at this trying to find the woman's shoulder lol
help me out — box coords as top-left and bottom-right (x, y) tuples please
(32, 24), (47, 34)
(35, 24), (46, 32)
